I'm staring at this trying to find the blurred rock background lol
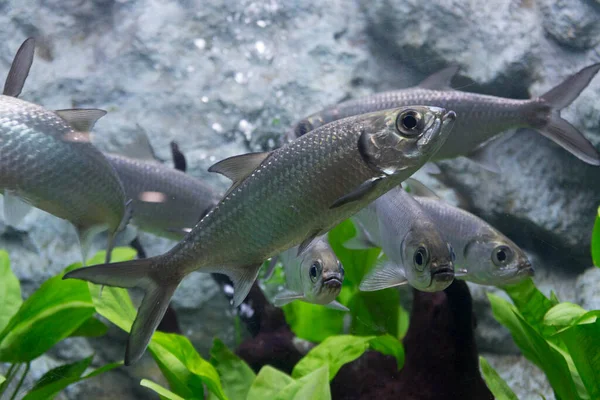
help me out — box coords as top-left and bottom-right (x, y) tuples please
(1, 0), (600, 398)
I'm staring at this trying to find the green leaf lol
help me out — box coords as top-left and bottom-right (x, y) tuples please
(0, 374), (5, 386)
(140, 379), (185, 400)
(0, 250), (22, 333)
(149, 332), (227, 400)
(292, 335), (374, 380)
(369, 334), (404, 369)
(502, 278), (556, 337)
(282, 301), (344, 342)
(488, 293), (581, 400)
(275, 365), (330, 400)
(479, 356), (518, 400)
(0, 269), (94, 362)
(348, 289), (400, 336)
(23, 355), (91, 400)
(543, 303), (587, 328)
(559, 321), (600, 399)
(247, 366), (294, 399)
(209, 338), (255, 400)
(592, 206), (600, 267)
(69, 316), (108, 338)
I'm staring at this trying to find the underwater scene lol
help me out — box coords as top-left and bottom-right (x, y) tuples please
(1, 0), (600, 399)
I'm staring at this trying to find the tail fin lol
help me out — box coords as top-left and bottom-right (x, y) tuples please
(536, 63), (600, 165)
(64, 256), (181, 365)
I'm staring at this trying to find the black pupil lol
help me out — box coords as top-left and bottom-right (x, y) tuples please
(402, 114), (418, 130)
(310, 265), (318, 277)
(497, 249), (507, 262)
(415, 251), (423, 265)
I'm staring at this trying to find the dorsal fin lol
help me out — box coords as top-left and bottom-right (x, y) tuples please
(418, 65), (459, 90)
(208, 151), (271, 196)
(55, 109), (107, 132)
(3, 38), (35, 97)
(118, 125), (161, 162)
(170, 141), (187, 172)
(403, 178), (440, 199)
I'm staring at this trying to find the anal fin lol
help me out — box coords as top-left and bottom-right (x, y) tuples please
(264, 255), (279, 281)
(3, 191), (33, 226)
(359, 260), (408, 292)
(220, 263), (263, 306)
(76, 224), (108, 265)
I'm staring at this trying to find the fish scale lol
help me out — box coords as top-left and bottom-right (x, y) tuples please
(0, 95), (126, 233)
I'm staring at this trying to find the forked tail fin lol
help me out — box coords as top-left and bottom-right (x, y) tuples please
(536, 63), (600, 165)
(63, 256), (181, 365)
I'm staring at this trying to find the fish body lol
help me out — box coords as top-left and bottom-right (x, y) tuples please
(66, 105), (456, 364)
(413, 195), (533, 285)
(104, 152), (220, 241)
(351, 186), (455, 292)
(288, 64), (600, 166)
(272, 236), (346, 309)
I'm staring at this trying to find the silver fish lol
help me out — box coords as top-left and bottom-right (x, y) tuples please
(103, 133), (220, 241)
(288, 64), (600, 168)
(266, 236), (347, 311)
(348, 186), (455, 293)
(65, 105), (455, 364)
(0, 38), (131, 263)
(404, 179), (534, 286)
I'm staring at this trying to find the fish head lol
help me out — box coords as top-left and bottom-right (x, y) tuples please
(300, 239), (344, 304)
(463, 234), (534, 286)
(357, 106), (455, 176)
(401, 224), (455, 292)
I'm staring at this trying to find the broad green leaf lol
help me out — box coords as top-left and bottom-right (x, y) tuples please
(592, 206), (600, 267)
(559, 321), (600, 399)
(23, 355), (96, 400)
(0, 250), (22, 333)
(479, 356), (518, 400)
(140, 379), (185, 400)
(397, 304), (410, 339)
(283, 301), (344, 342)
(328, 220), (381, 287)
(488, 293), (581, 400)
(543, 303), (587, 327)
(150, 332), (226, 400)
(0, 269), (94, 362)
(275, 365), (330, 400)
(348, 289), (400, 336)
(209, 338), (255, 400)
(247, 366), (294, 399)
(292, 335), (374, 380)
(0, 374), (5, 386)
(369, 334), (404, 369)
(502, 278), (556, 337)
(69, 316), (108, 338)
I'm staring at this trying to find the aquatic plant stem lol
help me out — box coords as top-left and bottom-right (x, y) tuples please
(0, 364), (18, 395)
(9, 362), (29, 400)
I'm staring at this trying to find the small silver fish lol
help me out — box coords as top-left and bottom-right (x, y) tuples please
(0, 38), (131, 263)
(65, 105), (455, 364)
(103, 131), (220, 241)
(404, 179), (534, 286)
(348, 186), (455, 293)
(288, 64), (600, 169)
(266, 236), (347, 311)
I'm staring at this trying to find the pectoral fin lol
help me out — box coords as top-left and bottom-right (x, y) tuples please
(465, 144), (501, 174)
(3, 191), (32, 226)
(418, 65), (459, 90)
(330, 176), (385, 209)
(208, 151), (272, 197)
(359, 260), (408, 292)
(325, 301), (349, 312)
(273, 290), (305, 307)
(264, 255), (279, 281)
(55, 109), (107, 132)
(3, 38), (35, 97)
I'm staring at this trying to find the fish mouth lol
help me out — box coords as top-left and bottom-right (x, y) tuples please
(323, 275), (343, 289)
(430, 264), (455, 283)
(518, 262), (535, 277)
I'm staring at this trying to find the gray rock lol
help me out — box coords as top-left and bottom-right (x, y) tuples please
(576, 266), (600, 310)
(540, 0), (600, 50)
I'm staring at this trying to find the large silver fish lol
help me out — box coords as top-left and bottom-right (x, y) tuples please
(0, 38), (131, 263)
(65, 105), (456, 364)
(103, 133), (220, 241)
(287, 64), (600, 168)
(266, 236), (347, 311)
(404, 179), (534, 286)
(348, 186), (455, 293)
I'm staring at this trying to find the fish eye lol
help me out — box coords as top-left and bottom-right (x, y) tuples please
(337, 260), (345, 276)
(414, 246), (430, 271)
(492, 245), (513, 266)
(309, 261), (322, 282)
(447, 243), (456, 262)
(295, 120), (312, 137)
(396, 110), (423, 137)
